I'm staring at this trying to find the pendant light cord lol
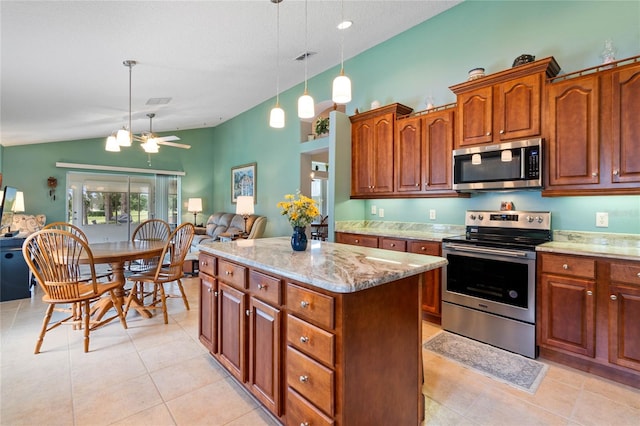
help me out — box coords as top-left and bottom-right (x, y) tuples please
(128, 62), (132, 135)
(304, 0), (308, 92)
(340, 0), (345, 73)
(275, 0), (280, 105)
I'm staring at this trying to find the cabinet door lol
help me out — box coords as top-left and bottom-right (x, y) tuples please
(217, 282), (247, 382)
(407, 241), (441, 319)
(546, 75), (600, 187)
(611, 65), (640, 184)
(608, 282), (640, 372)
(495, 74), (541, 141)
(199, 274), (217, 353)
(457, 86), (493, 147)
(423, 109), (454, 191)
(371, 114), (395, 193)
(395, 116), (423, 193)
(539, 274), (596, 357)
(351, 120), (373, 195)
(249, 297), (282, 415)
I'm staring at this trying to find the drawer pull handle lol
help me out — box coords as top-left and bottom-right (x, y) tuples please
(299, 375), (309, 383)
(257, 284), (266, 290)
(390, 243), (395, 247)
(586, 290), (593, 296)
(225, 270), (233, 276)
(246, 309), (251, 316)
(637, 272), (640, 278)
(354, 239), (359, 243)
(486, 132), (491, 136)
(300, 336), (309, 344)
(610, 295), (617, 301)
(214, 291), (218, 297)
(562, 264), (569, 270)
(301, 423), (310, 426)
(300, 301), (310, 309)
(207, 288), (212, 293)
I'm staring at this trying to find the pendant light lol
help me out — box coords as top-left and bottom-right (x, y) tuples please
(332, 0), (351, 104)
(269, 0), (285, 128)
(141, 113), (160, 153)
(105, 60), (136, 151)
(297, 0), (315, 119)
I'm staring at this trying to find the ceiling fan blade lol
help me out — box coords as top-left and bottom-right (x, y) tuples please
(157, 140), (191, 149)
(155, 135), (180, 142)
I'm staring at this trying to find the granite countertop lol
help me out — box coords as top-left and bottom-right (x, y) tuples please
(335, 220), (465, 242)
(198, 237), (447, 294)
(537, 231), (640, 261)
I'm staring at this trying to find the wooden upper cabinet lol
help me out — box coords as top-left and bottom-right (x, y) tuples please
(350, 103), (413, 197)
(610, 64), (640, 184)
(544, 56), (640, 196)
(546, 73), (600, 187)
(395, 107), (456, 195)
(450, 57), (559, 149)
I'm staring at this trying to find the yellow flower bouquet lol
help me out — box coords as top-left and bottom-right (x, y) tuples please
(277, 192), (320, 228)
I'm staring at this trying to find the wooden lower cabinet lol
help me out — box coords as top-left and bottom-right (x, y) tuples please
(199, 251), (424, 424)
(537, 253), (640, 388)
(337, 232), (442, 323)
(198, 273), (217, 353)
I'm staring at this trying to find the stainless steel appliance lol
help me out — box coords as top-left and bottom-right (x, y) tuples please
(452, 138), (542, 191)
(441, 210), (551, 358)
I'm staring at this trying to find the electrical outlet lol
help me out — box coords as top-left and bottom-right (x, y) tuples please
(379, 208), (385, 218)
(371, 205), (377, 215)
(429, 209), (436, 220)
(596, 212), (609, 228)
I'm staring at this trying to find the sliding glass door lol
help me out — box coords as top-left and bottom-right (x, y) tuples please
(66, 171), (179, 242)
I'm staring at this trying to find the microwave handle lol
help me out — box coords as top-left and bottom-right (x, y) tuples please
(520, 148), (525, 179)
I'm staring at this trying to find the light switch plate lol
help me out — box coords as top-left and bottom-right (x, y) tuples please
(379, 208), (385, 218)
(596, 212), (609, 227)
(371, 205), (377, 215)
(429, 209), (436, 220)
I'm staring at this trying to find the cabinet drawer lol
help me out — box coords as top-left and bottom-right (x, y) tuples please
(336, 232), (378, 248)
(286, 388), (334, 426)
(198, 253), (216, 276)
(249, 270), (282, 305)
(287, 314), (335, 367)
(379, 237), (407, 252)
(407, 240), (440, 256)
(217, 259), (247, 289)
(540, 254), (596, 279)
(610, 262), (640, 286)
(286, 347), (334, 417)
(287, 283), (335, 330)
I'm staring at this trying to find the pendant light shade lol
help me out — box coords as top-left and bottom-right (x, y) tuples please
(269, 0), (285, 129)
(332, 70), (352, 104)
(297, 0), (315, 119)
(298, 92), (315, 119)
(269, 104), (285, 128)
(116, 128), (131, 146)
(105, 135), (120, 152)
(332, 0), (352, 104)
(142, 137), (159, 153)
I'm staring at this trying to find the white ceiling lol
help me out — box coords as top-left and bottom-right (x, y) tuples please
(0, 0), (461, 147)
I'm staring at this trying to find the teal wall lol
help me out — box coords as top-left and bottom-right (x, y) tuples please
(2, 1), (639, 236)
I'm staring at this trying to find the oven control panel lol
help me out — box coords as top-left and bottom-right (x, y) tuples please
(466, 210), (551, 230)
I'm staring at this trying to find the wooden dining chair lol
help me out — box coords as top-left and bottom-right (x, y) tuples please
(22, 229), (128, 354)
(128, 219), (171, 274)
(43, 222), (113, 282)
(124, 222), (195, 324)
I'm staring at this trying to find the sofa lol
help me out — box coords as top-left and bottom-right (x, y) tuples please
(9, 214), (46, 235)
(190, 212), (266, 251)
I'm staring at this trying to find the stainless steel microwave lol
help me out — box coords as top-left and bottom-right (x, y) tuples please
(452, 138), (543, 191)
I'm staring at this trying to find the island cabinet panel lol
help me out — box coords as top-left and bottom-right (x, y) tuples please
(248, 297), (281, 415)
(287, 314), (335, 367)
(199, 273), (217, 353)
(217, 282), (248, 382)
(287, 283), (335, 330)
(538, 253), (640, 388)
(286, 388), (334, 426)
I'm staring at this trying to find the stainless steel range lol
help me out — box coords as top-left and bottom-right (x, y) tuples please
(441, 210), (552, 358)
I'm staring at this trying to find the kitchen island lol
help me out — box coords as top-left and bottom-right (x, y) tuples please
(197, 237), (447, 425)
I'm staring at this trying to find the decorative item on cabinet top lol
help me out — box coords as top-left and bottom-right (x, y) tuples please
(512, 54), (535, 67)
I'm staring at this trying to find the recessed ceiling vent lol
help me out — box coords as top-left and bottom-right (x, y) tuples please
(146, 97), (172, 105)
(294, 51), (316, 61)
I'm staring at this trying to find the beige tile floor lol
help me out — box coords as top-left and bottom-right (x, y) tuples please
(1, 277), (638, 425)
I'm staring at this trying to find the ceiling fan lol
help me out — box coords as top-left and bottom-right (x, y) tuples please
(137, 113), (191, 153)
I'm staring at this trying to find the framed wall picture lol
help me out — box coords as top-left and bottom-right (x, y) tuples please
(231, 162), (257, 203)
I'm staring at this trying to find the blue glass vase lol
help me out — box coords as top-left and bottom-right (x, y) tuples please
(291, 226), (308, 251)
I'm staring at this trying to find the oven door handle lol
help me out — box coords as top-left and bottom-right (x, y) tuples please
(443, 243), (531, 258)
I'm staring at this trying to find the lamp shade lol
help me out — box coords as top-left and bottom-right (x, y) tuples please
(116, 128), (131, 147)
(187, 198), (202, 213)
(269, 105), (285, 128)
(298, 93), (315, 119)
(13, 191), (25, 213)
(332, 72), (352, 104)
(142, 137), (159, 153)
(105, 135), (120, 152)
(236, 196), (254, 216)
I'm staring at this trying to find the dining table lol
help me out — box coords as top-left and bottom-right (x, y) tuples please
(85, 239), (166, 320)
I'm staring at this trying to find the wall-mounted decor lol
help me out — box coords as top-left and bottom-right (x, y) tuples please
(231, 162), (257, 203)
(47, 176), (58, 201)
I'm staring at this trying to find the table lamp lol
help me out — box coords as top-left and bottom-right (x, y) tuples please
(187, 198), (202, 225)
(13, 191), (25, 213)
(235, 195), (254, 235)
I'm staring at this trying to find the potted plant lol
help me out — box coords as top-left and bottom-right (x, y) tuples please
(315, 116), (329, 136)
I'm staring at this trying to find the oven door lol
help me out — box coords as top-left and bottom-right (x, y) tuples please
(441, 242), (536, 323)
